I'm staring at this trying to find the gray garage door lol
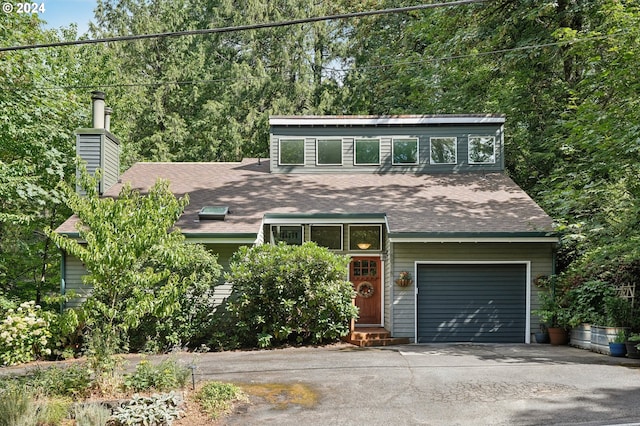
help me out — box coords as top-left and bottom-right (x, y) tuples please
(417, 264), (527, 343)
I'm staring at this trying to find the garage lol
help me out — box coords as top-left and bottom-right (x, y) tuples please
(416, 263), (528, 343)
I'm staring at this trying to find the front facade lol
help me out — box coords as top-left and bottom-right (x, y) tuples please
(57, 108), (557, 344)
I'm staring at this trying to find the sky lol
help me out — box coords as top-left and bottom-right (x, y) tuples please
(39, 0), (97, 34)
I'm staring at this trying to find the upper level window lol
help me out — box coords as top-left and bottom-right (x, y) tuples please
(430, 137), (457, 164)
(279, 139), (305, 165)
(316, 139), (342, 165)
(468, 136), (496, 164)
(310, 225), (343, 250)
(392, 138), (419, 165)
(271, 225), (303, 245)
(354, 138), (381, 165)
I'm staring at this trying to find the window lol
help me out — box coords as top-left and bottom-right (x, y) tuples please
(271, 225), (303, 245)
(279, 139), (305, 165)
(468, 136), (496, 164)
(310, 225), (343, 250)
(316, 139), (343, 165)
(354, 138), (381, 165)
(430, 137), (457, 164)
(349, 225), (382, 251)
(392, 138), (419, 165)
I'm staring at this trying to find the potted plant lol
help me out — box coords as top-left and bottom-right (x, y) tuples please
(626, 333), (640, 359)
(395, 271), (413, 287)
(535, 324), (550, 344)
(609, 329), (627, 357)
(533, 290), (570, 345)
(590, 295), (632, 355)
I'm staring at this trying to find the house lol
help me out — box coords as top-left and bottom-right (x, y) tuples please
(56, 92), (558, 344)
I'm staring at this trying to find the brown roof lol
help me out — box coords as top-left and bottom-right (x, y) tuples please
(56, 159), (554, 237)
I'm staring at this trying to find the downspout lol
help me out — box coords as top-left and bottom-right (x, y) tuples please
(60, 250), (66, 313)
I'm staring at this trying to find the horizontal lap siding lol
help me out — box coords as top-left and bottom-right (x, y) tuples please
(417, 264), (526, 343)
(390, 242), (554, 340)
(270, 125), (503, 174)
(64, 255), (91, 308)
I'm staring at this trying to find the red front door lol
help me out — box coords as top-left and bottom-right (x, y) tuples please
(350, 257), (382, 325)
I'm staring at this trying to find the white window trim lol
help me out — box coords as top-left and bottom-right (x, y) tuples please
(278, 138), (306, 166)
(429, 136), (458, 165)
(315, 138), (344, 166)
(467, 135), (496, 165)
(391, 137), (419, 166)
(310, 224), (343, 251)
(348, 224), (383, 252)
(354, 137), (381, 166)
(412, 260), (531, 344)
(270, 224), (304, 245)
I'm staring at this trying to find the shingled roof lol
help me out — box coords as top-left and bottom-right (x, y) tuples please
(56, 158), (554, 239)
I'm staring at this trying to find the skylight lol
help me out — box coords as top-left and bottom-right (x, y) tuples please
(199, 206), (229, 220)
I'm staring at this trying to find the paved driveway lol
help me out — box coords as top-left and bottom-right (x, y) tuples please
(183, 343), (640, 425)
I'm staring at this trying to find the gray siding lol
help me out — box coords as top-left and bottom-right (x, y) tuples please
(389, 242), (554, 341)
(76, 129), (120, 194)
(64, 254), (91, 308)
(270, 125), (504, 174)
(205, 243), (246, 306)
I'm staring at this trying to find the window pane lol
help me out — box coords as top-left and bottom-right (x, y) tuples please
(354, 139), (380, 165)
(349, 225), (381, 251)
(317, 139), (342, 165)
(468, 136), (496, 164)
(310, 225), (342, 250)
(430, 137), (457, 164)
(393, 139), (418, 164)
(272, 226), (302, 245)
(280, 139), (305, 165)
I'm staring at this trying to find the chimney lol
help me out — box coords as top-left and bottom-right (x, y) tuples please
(77, 91), (120, 195)
(91, 90), (106, 129)
(104, 107), (113, 132)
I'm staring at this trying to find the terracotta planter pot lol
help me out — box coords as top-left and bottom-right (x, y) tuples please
(548, 327), (568, 345)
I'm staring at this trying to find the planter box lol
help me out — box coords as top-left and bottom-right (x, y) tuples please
(570, 324), (591, 350)
(590, 326), (629, 355)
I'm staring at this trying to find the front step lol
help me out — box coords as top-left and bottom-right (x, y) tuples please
(344, 327), (410, 347)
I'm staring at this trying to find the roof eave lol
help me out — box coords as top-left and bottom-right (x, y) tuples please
(388, 231), (558, 243)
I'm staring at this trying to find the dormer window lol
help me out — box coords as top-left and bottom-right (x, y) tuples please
(316, 139), (342, 165)
(354, 138), (381, 165)
(279, 139), (305, 165)
(430, 137), (457, 164)
(468, 135), (496, 164)
(392, 138), (419, 165)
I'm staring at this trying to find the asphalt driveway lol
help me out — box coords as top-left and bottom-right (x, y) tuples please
(183, 343), (640, 425)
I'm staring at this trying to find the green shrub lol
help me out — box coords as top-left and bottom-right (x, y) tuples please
(122, 358), (190, 392)
(34, 397), (72, 426)
(565, 280), (616, 327)
(223, 242), (358, 348)
(110, 392), (183, 426)
(195, 381), (246, 420)
(0, 301), (52, 365)
(28, 364), (92, 398)
(48, 308), (85, 360)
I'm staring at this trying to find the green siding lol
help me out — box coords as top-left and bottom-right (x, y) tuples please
(270, 124), (504, 174)
(389, 242), (554, 341)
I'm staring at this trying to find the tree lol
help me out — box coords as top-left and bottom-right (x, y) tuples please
(0, 13), (85, 304)
(46, 164), (221, 355)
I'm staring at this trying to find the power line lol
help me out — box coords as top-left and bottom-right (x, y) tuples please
(0, 0), (488, 53)
(2, 30), (622, 92)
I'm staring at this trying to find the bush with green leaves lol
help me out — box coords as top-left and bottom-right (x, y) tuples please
(110, 392), (183, 426)
(0, 301), (51, 365)
(195, 381), (246, 420)
(74, 403), (111, 426)
(222, 242), (357, 348)
(122, 358), (190, 392)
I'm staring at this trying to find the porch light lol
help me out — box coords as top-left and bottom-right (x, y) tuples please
(357, 243), (371, 250)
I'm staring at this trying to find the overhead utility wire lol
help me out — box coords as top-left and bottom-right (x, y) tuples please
(0, 0), (487, 53)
